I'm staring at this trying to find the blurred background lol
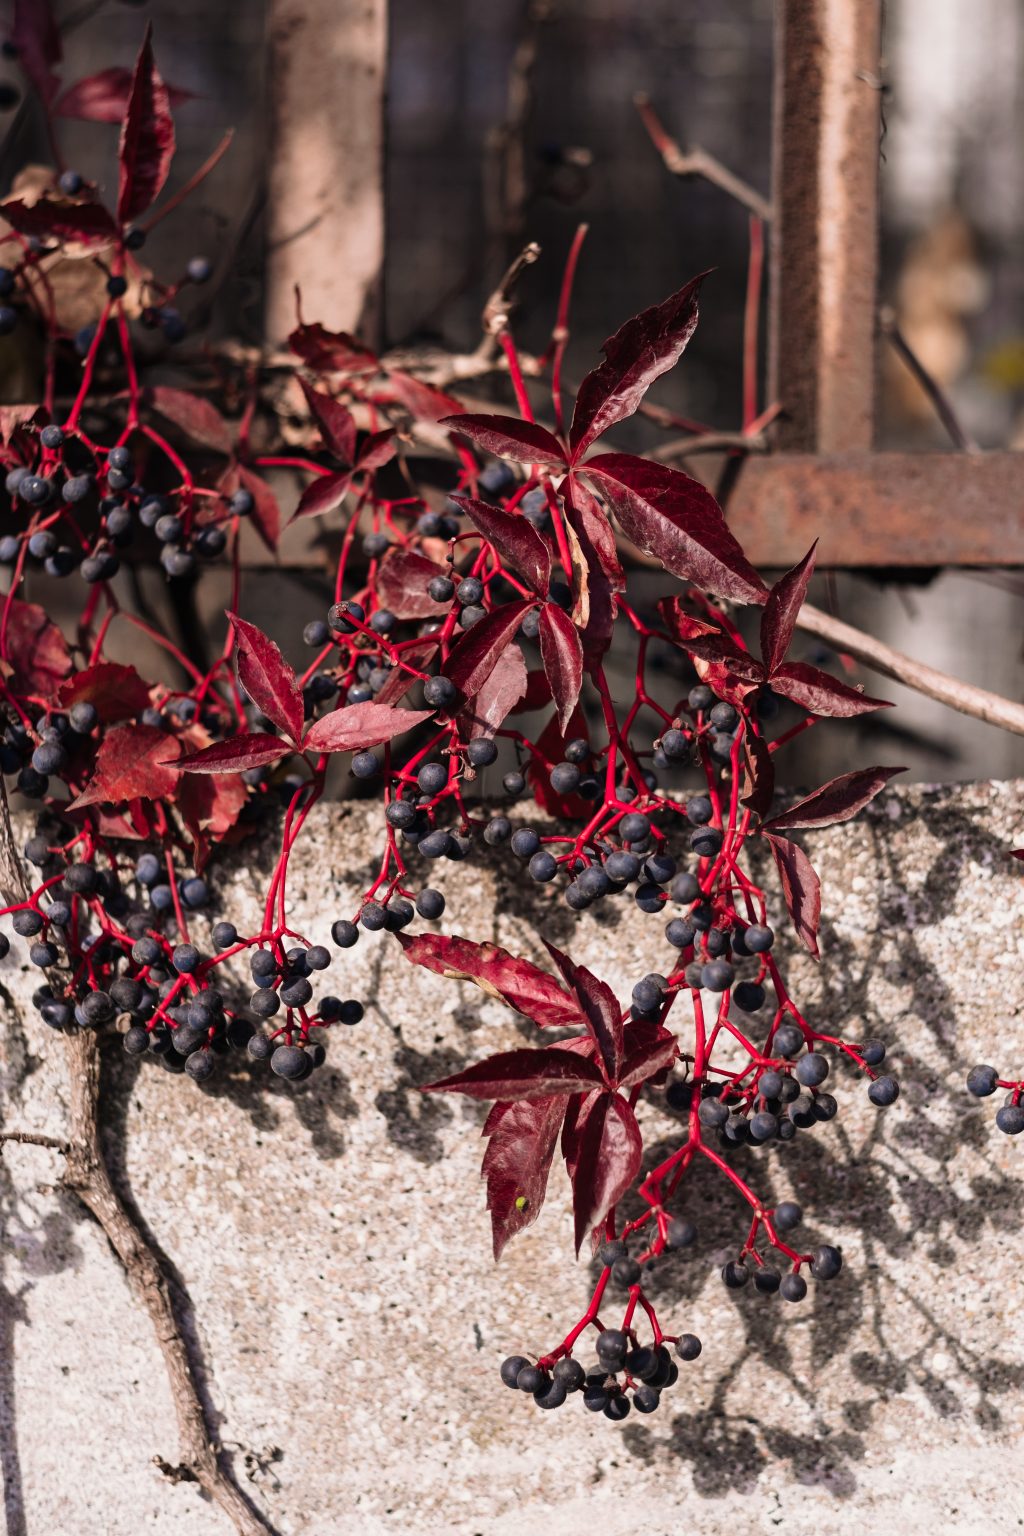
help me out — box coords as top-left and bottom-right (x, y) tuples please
(1, 0), (1023, 788)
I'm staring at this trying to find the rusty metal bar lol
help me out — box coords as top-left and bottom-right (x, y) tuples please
(769, 0), (884, 452)
(724, 451), (1024, 567)
(236, 453), (1024, 572)
(265, 0), (388, 347)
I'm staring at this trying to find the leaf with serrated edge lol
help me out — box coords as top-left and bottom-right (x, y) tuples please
(765, 832), (821, 959)
(453, 493), (552, 595)
(446, 600), (533, 701)
(544, 942), (623, 1081)
(763, 766), (905, 832)
(761, 542), (817, 675)
(618, 1034), (679, 1091)
(423, 1046), (605, 1101)
(68, 725), (181, 809)
(770, 663), (892, 718)
(303, 702), (432, 754)
(395, 932), (585, 1027)
(117, 24), (175, 224)
(569, 274), (706, 461)
(181, 734), (291, 773)
(482, 1096), (567, 1258)
(440, 413), (567, 467)
(585, 453), (767, 605)
(538, 604), (584, 733)
(228, 613), (304, 744)
(569, 1094), (642, 1253)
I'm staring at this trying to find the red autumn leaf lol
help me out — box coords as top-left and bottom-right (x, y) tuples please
(458, 642), (527, 740)
(176, 769), (247, 871)
(11, 0), (61, 107)
(117, 24), (175, 225)
(568, 1093), (643, 1254)
(146, 386), (233, 455)
(298, 377), (356, 465)
(237, 466), (281, 554)
(385, 370), (462, 422)
(293, 470), (351, 520)
(376, 547), (450, 619)
(303, 702), (432, 754)
(355, 428), (397, 473)
(568, 273), (706, 462)
(288, 318), (378, 374)
(0, 197), (118, 247)
(441, 413), (567, 467)
(770, 662), (892, 718)
(584, 453), (767, 605)
(763, 765), (905, 833)
(741, 731), (776, 822)
(1, 597), (72, 698)
(445, 600), (534, 701)
(482, 1095), (567, 1259)
(660, 600), (758, 670)
(562, 483), (621, 666)
(54, 66), (194, 123)
(509, 667), (554, 715)
(544, 942), (623, 1082)
(228, 613), (304, 744)
(68, 724), (181, 809)
(372, 639), (440, 706)
(565, 479), (625, 588)
(538, 603), (584, 733)
(423, 1046), (605, 1102)
(57, 662), (150, 723)
(181, 733), (291, 774)
(395, 932), (586, 1028)
(453, 494), (552, 595)
(761, 542), (817, 675)
(618, 1034), (679, 1091)
(765, 832), (821, 959)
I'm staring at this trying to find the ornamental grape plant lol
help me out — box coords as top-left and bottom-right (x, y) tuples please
(2, 10), (1010, 1474)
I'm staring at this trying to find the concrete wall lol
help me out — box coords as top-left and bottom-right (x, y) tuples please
(1, 780), (1023, 1535)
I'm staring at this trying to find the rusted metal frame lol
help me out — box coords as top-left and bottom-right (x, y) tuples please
(769, 0), (884, 452)
(236, 453), (1022, 572)
(721, 452), (1024, 568)
(265, 0), (389, 347)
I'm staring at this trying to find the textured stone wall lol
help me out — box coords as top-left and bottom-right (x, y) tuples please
(1, 780), (1023, 1535)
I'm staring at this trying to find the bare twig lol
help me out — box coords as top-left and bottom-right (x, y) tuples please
(634, 93), (772, 222)
(794, 601), (1024, 736)
(481, 241), (542, 338)
(879, 306), (979, 453)
(654, 430), (770, 461)
(0, 1131), (70, 1154)
(58, 1030), (275, 1534)
(611, 540), (1024, 735)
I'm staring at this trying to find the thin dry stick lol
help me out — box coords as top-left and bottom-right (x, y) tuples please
(879, 306), (979, 453)
(0, 783), (274, 1536)
(634, 93), (772, 222)
(59, 1032), (275, 1535)
(795, 601), (1024, 736)
(654, 430), (770, 460)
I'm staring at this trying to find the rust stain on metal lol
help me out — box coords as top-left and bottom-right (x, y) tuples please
(724, 452), (1024, 567)
(769, 0), (883, 453)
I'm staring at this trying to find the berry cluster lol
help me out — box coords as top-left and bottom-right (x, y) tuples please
(1, 15), (992, 1435)
(966, 1064), (1024, 1136)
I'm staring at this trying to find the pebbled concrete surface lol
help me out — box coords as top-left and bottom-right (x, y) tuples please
(1, 780), (1023, 1535)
